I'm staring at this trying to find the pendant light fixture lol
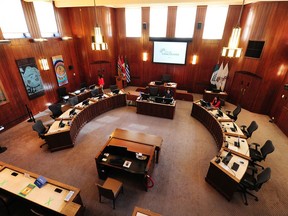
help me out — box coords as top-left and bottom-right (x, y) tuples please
(91, 0), (108, 51)
(222, 0), (245, 58)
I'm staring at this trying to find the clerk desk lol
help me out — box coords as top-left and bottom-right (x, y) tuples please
(0, 161), (83, 215)
(45, 93), (126, 152)
(191, 101), (250, 200)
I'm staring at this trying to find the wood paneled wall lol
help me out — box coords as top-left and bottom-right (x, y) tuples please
(0, 1), (287, 134)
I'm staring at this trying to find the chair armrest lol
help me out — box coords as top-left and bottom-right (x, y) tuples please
(249, 142), (260, 150)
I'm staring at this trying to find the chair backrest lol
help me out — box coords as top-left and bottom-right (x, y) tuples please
(110, 85), (118, 92)
(97, 184), (115, 199)
(149, 86), (159, 96)
(162, 74), (171, 83)
(255, 167), (271, 191)
(80, 82), (87, 89)
(68, 96), (78, 106)
(32, 120), (46, 136)
(48, 103), (63, 117)
(233, 105), (241, 119)
(91, 88), (100, 97)
(247, 121), (258, 137)
(261, 140), (275, 159)
(56, 87), (67, 98)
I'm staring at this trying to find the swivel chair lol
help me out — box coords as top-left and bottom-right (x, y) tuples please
(249, 140), (275, 169)
(241, 121), (258, 139)
(80, 82), (87, 89)
(68, 96), (78, 106)
(0, 191), (14, 215)
(56, 87), (68, 102)
(97, 177), (123, 209)
(91, 88), (100, 97)
(32, 120), (49, 148)
(226, 104), (241, 121)
(149, 86), (159, 97)
(239, 167), (271, 205)
(48, 103), (63, 119)
(161, 74), (171, 83)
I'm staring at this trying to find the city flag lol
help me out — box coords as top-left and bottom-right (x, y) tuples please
(215, 62), (224, 90)
(124, 56), (131, 83)
(210, 63), (220, 85)
(220, 63), (229, 91)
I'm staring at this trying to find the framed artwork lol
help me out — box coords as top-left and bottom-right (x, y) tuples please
(0, 79), (9, 106)
(52, 55), (68, 86)
(16, 58), (45, 99)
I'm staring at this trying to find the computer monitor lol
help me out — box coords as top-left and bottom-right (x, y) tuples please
(163, 98), (173, 104)
(82, 98), (89, 106)
(155, 81), (163, 85)
(217, 109), (223, 117)
(80, 87), (86, 93)
(141, 93), (150, 100)
(89, 84), (96, 90)
(69, 108), (76, 116)
(112, 89), (120, 94)
(155, 96), (163, 103)
(58, 119), (65, 128)
(106, 145), (127, 156)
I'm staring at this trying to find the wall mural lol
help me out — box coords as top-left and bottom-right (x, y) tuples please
(0, 79), (8, 105)
(16, 58), (45, 99)
(52, 55), (68, 86)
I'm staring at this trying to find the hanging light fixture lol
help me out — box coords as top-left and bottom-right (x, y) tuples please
(91, 0), (108, 51)
(222, 0), (245, 58)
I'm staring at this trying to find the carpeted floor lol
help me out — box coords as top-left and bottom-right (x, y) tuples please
(0, 87), (287, 216)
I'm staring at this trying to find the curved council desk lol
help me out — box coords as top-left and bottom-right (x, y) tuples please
(45, 93), (126, 152)
(191, 101), (250, 201)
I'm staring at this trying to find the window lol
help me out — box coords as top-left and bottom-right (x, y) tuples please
(0, 0), (29, 39)
(203, 5), (228, 39)
(125, 7), (141, 37)
(175, 6), (197, 38)
(149, 6), (168, 37)
(33, 1), (58, 37)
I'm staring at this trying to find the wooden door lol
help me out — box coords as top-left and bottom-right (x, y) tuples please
(229, 71), (262, 111)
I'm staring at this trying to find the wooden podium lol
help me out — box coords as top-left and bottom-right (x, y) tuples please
(115, 76), (127, 89)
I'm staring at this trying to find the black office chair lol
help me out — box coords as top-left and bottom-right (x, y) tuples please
(241, 121), (258, 139)
(68, 96), (78, 106)
(48, 103), (63, 119)
(149, 86), (159, 97)
(0, 191), (14, 215)
(56, 87), (68, 102)
(226, 104), (241, 121)
(91, 88), (100, 97)
(161, 74), (171, 83)
(80, 82), (87, 89)
(32, 120), (49, 148)
(249, 140), (275, 169)
(239, 167), (271, 205)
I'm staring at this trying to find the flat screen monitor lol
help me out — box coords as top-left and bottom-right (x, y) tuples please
(153, 41), (188, 65)
(163, 98), (173, 104)
(89, 84), (96, 90)
(80, 87), (86, 93)
(112, 89), (120, 94)
(155, 96), (163, 103)
(69, 108), (76, 116)
(82, 98), (89, 106)
(141, 93), (150, 100)
(106, 145), (127, 156)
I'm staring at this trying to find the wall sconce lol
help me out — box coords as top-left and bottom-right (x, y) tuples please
(192, 55), (198, 65)
(143, 52), (148, 61)
(32, 38), (48, 42)
(61, 36), (73, 41)
(39, 58), (49, 71)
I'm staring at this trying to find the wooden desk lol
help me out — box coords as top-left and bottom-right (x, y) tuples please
(191, 101), (250, 200)
(45, 93), (126, 152)
(68, 89), (92, 102)
(136, 99), (176, 119)
(0, 162), (83, 215)
(148, 81), (177, 96)
(95, 129), (161, 191)
(132, 206), (162, 216)
(203, 90), (228, 106)
(110, 128), (163, 163)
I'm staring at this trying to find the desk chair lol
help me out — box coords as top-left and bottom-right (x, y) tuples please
(80, 82), (87, 89)
(239, 167), (271, 205)
(161, 74), (171, 83)
(249, 140), (275, 170)
(91, 88), (100, 97)
(68, 96), (78, 106)
(0, 191), (14, 215)
(241, 121), (258, 139)
(97, 177), (123, 209)
(226, 104), (241, 121)
(149, 86), (159, 97)
(32, 120), (49, 148)
(56, 87), (68, 102)
(48, 103), (63, 119)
